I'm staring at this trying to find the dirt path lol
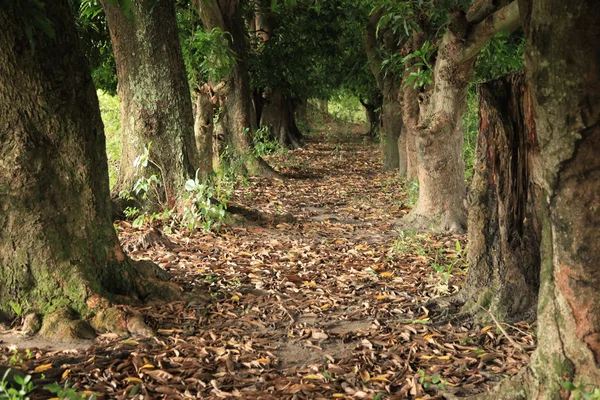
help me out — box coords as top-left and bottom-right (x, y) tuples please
(0, 123), (535, 399)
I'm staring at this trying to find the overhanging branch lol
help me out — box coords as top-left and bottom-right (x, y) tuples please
(460, 1), (521, 63)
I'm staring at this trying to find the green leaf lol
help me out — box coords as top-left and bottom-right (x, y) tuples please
(562, 381), (577, 391)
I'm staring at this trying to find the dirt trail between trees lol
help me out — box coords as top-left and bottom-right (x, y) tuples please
(0, 123), (535, 399)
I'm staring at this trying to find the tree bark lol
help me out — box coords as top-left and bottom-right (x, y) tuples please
(462, 72), (540, 321)
(365, 10), (405, 173)
(400, 32), (427, 182)
(193, 83), (216, 179)
(102, 0), (199, 209)
(473, 0), (600, 397)
(0, 1), (174, 338)
(195, 0), (279, 178)
(406, 2), (521, 232)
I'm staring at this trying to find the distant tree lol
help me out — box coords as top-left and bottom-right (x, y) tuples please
(0, 0), (177, 338)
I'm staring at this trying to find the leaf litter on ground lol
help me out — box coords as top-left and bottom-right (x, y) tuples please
(0, 121), (535, 399)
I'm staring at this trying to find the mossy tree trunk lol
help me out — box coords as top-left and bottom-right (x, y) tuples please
(0, 0), (174, 338)
(473, 0), (600, 397)
(406, 2), (520, 232)
(102, 0), (199, 209)
(194, 0), (279, 178)
(461, 72), (541, 321)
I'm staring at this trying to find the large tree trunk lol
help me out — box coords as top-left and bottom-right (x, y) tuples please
(461, 72), (540, 321)
(473, 0), (600, 398)
(0, 1), (174, 338)
(261, 92), (304, 149)
(405, 3), (520, 232)
(195, 0), (279, 178)
(102, 0), (199, 209)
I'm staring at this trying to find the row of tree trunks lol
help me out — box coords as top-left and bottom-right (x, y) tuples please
(0, 0), (176, 337)
(462, 72), (540, 321)
(102, 0), (199, 209)
(194, 0), (279, 178)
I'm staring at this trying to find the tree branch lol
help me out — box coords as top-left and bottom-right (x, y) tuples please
(460, 1), (521, 63)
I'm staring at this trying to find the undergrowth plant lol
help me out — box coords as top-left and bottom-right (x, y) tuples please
(0, 370), (34, 400)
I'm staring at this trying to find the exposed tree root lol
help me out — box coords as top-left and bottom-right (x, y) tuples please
(394, 212), (466, 234)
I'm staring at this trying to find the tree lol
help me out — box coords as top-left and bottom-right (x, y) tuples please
(193, 0), (279, 178)
(101, 0), (201, 209)
(365, 8), (404, 172)
(474, 0), (600, 397)
(403, 1), (521, 232)
(0, 0), (177, 338)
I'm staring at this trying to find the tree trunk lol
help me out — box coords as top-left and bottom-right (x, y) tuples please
(401, 32), (427, 182)
(381, 79), (404, 172)
(461, 72), (541, 321)
(473, 0), (600, 398)
(365, 10), (405, 173)
(193, 83), (216, 179)
(261, 92), (304, 149)
(406, 4), (520, 232)
(361, 99), (381, 138)
(195, 0), (279, 178)
(0, 1), (174, 338)
(102, 0), (199, 209)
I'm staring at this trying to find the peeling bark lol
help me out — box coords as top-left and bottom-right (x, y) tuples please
(102, 0), (199, 208)
(462, 72), (540, 321)
(473, 0), (600, 397)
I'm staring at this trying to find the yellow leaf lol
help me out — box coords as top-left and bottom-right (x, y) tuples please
(254, 358), (270, 364)
(303, 281), (317, 287)
(34, 364), (53, 373)
(124, 377), (143, 383)
(320, 303), (330, 310)
(368, 375), (390, 382)
(121, 339), (138, 345)
(481, 326), (493, 333)
(379, 271), (393, 277)
(420, 355), (434, 360)
(62, 369), (71, 380)
(140, 364), (155, 370)
(82, 391), (96, 396)
(238, 251), (253, 257)
(332, 394), (346, 398)
(437, 355), (451, 360)
(230, 295), (240, 302)
(424, 333), (442, 340)
(376, 295), (389, 300)
(303, 374), (323, 380)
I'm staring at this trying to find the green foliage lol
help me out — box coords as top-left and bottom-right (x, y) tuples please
(0, 370), (35, 400)
(562, 380), (600, 400)
(328, 94), (366, 123)
(97, 90), (121, 189)
(399, 40), (434, 89)
(7, 301), (23, 317)
(417, 369), (445, 391)
(44, 381), (96, 399)
(253, 126), (280, 157)
(475, 31), (524, 82)
(73, 0), (118, 94)
(181, 171), (228, 232)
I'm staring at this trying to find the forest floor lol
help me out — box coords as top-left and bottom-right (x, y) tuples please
(0, 118), (535, 399)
